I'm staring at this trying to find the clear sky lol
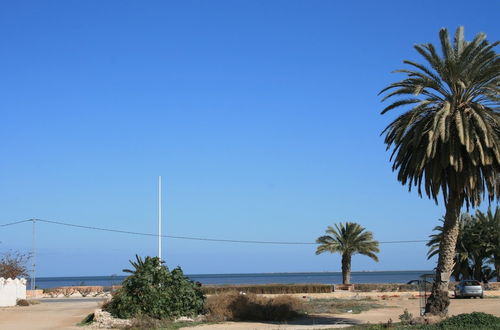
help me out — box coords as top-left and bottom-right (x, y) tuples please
(1, 0), (499, 277)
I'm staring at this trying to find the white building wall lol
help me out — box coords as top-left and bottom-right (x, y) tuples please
(0, 278), (27, 307)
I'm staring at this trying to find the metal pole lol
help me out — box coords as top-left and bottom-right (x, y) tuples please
(158, 176), (162, 261)
(31, 219), (36, 291)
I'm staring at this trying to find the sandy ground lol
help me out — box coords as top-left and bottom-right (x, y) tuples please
(0, 293), (498, 330)
(187, 292), (500, 330)
(0, 298), (104, 330)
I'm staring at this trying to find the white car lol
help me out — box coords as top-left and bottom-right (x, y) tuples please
(454, 280), (484, 299)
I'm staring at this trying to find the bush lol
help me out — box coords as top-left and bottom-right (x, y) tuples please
(205, 291), (303, 322)
(78, 313), (95, 325)
(104, 255), (205, 320)
(399, 309), (413, 325)
(0, 250), (30, 279)
(16, 299), (30, 306)
(437, 312), (500, 329)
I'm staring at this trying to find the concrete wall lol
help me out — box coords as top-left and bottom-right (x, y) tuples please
(0, 278), (27, 307)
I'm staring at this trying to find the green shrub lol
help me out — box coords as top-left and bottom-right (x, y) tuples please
(78, 313), (95, 325)
(436, 312), (500, 329)
(16, 299), (30, 306)
(104, 255), (205, 320)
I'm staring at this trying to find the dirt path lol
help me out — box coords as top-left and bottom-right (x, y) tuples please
(187, 297), (500, 330)
(0, 298), (102, 330)
(1, 295), (498, 329)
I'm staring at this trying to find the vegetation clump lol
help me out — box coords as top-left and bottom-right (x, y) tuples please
(437, 312), (500, 329)
(428, 208), (499, 282)
(348, 312), (500, 329)
(104, 255), (204, 320)
(205, 291), (303, 322)
(16, 299), (30, 306)
(0, 250), (30, 279)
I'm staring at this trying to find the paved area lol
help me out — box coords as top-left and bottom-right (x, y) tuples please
(0, 298), (102, 330)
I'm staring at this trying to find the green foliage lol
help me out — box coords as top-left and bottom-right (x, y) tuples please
(104, 255), (204, 320)
(316, 222), (379, 284)
(347, 312), (500, 329)
(78, 313), (95, 326)
(126, 316), (207, 330)
(427, 207), (499, 282)
(437, 312), (500, 329)
(380, 26), (500, 207)
(382, 26), (499, 315)
(316, 222), (380, 260)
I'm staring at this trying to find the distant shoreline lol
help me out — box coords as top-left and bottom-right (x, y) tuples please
(36, 269), (433, 278)
(28, 270), (433, 289)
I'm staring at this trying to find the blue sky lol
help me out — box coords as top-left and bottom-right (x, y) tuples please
(1, 0), (499, 277)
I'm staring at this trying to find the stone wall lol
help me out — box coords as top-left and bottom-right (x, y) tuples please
(0, 278), (27, 307)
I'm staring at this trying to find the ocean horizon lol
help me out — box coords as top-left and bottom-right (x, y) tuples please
(29, 270), (433, 289)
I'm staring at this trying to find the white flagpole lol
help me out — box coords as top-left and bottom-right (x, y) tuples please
(158, 176), (162, 261)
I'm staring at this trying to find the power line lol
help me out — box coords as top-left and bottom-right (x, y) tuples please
(35, 218), (315, 245)
(0, 219), (32, 227)
(1, 218), (428, 245)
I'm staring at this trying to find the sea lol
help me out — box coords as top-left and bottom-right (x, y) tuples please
(28, 270), (432, 289)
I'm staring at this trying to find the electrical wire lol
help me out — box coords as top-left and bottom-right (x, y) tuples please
(0, 218), (428, 245)
(0, 219), (32, 227)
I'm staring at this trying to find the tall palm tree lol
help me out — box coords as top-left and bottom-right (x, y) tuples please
(315, 222), (379, 284)
(380, 26), (500, 315)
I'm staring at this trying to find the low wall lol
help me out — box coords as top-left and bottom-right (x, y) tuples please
(26, 290), (44, 298)
(0, 278), (27, 307)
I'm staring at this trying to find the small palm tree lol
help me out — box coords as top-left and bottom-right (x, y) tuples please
(380, 26), (499, 314)
(315, 222), (379, 284)
(475, 207), (500, 281)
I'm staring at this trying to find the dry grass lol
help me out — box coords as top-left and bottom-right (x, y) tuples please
(205, 291), (304, 322)
(202, 283), (333, 295)
(303, 298), (385, 314)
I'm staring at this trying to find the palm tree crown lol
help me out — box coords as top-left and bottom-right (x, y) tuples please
(316, 222), (380, 260)
(380, 26), (500, 207)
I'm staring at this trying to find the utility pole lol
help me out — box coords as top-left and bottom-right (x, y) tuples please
(158, 176), (162, 261)
(31, 218), (36, 291)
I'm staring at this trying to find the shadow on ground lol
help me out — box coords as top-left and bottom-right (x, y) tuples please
(256, 314), (359, 327)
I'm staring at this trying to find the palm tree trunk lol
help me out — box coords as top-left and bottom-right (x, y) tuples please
(341, 253), (351, 285)
(473, 257), (483, 281)
(425, 191), (462, 315)
(495, 258), (500, 282)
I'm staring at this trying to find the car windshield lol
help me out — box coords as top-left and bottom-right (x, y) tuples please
(463, 280), (480, 286)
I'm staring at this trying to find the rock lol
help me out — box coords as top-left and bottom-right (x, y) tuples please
(88, 309), (132, 329)
(174, 315), (206, 323)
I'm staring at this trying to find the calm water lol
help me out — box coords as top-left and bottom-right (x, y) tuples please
(29, 270), (431, 289)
